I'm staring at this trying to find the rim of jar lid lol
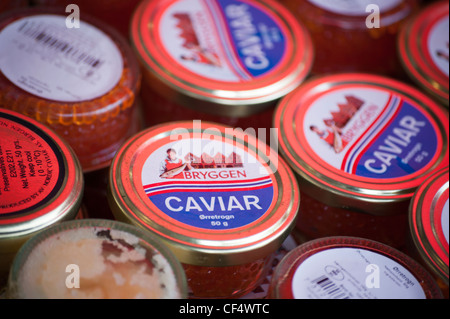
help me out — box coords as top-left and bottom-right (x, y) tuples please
(0, 109), (84, 241)
(7, 218), (188, 299)
(270, 236), (444, 299)
(294, 0), (418, 29)
(273, 73), (449, 216)
(130, 0), (314, 118)
(409, 166), (449, 286)
(0, 7), (141, 125)
(108, 121), (300, 267)
(398, 0), (449, 107)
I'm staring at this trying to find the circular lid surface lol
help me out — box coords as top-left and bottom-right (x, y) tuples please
(270, 236), (444, 299)
(0, 109), (83, 239)
(130, 0), (314, 116)
(274, 73), (449, 215)
(398, 0), (449, 107)
(409, 166), (449, 285)
(108, 121), (300, 266)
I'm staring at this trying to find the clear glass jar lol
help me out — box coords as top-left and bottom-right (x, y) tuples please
(6, 219), (188, 299)
(278, 0), (419, 77)
(0, 7), (141, 172)
(268, 236), (444, 299)
(398, 0), (449, 108)
(132, 0), (313, 135)
(107, 121), (300, 298)
(0, 109), (83, 289)
(274, 73), (449, 251)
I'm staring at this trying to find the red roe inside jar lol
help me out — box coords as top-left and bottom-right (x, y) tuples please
(268, 236), (444, 299)
(278, 0), (419, 77)
(0, 8), (141, 172)
(293, 191), (410, 250)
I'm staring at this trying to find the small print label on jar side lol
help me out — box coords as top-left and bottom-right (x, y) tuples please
(0, 15), (123, 102)
(0, 113), (62, 215)
(291, 248), (427, 299)
(307, 0), (402, 16)
(158, 0), (286, 82)
(427, 15), (449, 78)
(303, 87), (438, 179)
(141, 138), (274, 230)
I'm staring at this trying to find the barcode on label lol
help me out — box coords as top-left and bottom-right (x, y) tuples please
(18, 21), (103, 69)
(311, 275), (350, 299)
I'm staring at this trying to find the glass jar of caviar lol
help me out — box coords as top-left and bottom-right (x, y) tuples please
(274, 73), (449, 251)
(0, 7), (141, 172)
(6, 219), (188, 299)
(398, 0), (449, 108)
(107, 121), (300, 299)
(0, 109), (84, 289)
(268, 236), (444, 299)
(409, 166), (449, 298)
(30, 0), (142, 39)
(278, 0), (419, 77)
(131, 0), (313, 135)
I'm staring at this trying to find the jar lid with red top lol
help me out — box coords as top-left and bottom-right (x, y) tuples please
(274, 73), (449, 216)
(107, 121), (300, 267)
(130, 0), (314, 117)
(0, 109), (83, 238)
(0, 109), (83, 285)
(398, 0), (449, 107)
(409, 166), (449, 286)
(0, 7), (141, 172)
(268, 236), (444, 299)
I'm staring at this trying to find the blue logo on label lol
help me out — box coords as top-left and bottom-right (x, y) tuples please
(144, 175), (274, 230)
(352, 99), (438, 178)
(209, 0), (286, 79)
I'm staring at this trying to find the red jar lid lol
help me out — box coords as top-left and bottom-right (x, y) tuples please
(108, 121), (300, 267)
(274, 73), (449, 216)
(269, 236), (444, 299)
(0, 109), (83, 239)
(409, 166), (449, 286)
(130, 0), (314, 117)
(398, 0), (449, 107)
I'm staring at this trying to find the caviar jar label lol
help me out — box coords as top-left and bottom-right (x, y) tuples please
(307, 0), (402, 16)
(0, 112), (64, 218)
(141, 138), (274, 230)
(291, 247), (426, 299)
(0, 15), (124, 102)
(158, 0), (286, 82)
(303, 87), (438, 178)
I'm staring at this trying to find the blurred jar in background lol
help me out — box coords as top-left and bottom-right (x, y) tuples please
(30, 0), (142, 39)
(277, 0), (419, 78)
